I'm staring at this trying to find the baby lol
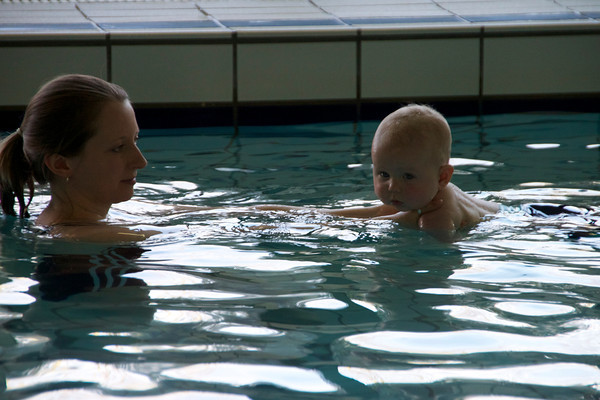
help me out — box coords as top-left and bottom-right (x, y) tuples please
(257, 104), (499, 241)
(362, 104), (498, 240)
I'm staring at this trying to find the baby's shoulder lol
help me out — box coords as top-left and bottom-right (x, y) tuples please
(419, 206), (456, 231)
(426, 184), (496, 228)
(448, 183), (499, 214)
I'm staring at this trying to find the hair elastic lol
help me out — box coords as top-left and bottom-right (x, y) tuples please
(15, 128), (23, 137)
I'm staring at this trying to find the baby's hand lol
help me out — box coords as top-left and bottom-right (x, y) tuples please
(373, 195), (445, 227)
(381, 197), (443, 227)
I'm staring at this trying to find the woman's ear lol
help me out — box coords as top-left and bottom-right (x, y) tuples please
(438, 164), (454, 189)
(44, 153), (72, 178)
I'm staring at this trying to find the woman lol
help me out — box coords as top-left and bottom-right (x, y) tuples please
(0, 74), (155, 242)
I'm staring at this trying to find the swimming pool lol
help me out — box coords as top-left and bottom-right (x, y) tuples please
(1, 112), (599, 399)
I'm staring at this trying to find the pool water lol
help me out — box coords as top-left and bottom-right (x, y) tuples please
(1, 112), (599, 399)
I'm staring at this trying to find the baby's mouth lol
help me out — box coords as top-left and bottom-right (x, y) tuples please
(390, 199), (403, 208)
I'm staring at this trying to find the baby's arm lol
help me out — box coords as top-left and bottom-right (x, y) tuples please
(325, 204), (398, 218)
(252, 204), (392, 218)
(254, 204), (425, 229)
(130, 200), (215, 215)
(258, 201), (443, 227)
(252, 204), (310, 213)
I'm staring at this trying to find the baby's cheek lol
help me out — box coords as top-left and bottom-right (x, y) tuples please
(410, 185), (433, 199)
(375, 184), (388, 196)
(373, 185), (387, 201)
(404, 187), (420, 199)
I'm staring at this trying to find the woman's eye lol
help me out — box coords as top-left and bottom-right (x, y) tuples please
(112, 145), (124, 153)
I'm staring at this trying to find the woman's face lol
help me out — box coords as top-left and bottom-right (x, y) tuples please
(65, 100), (147, 211)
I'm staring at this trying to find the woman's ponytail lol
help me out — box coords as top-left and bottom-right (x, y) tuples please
(0, 129), (34, 218)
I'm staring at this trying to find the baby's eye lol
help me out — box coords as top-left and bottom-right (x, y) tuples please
(403, 173), (415, 180)
(378, 171), (390, 178)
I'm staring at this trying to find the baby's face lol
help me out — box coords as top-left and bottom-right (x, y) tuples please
(371, 137), (442, 212)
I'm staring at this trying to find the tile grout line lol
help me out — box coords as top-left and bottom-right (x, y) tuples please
(308, 0), (349, 27)
(232, 30), (238, 135)
(478, 26), (484, 116)
(356, 28), (361, 123)
(106, 32), (112, 82)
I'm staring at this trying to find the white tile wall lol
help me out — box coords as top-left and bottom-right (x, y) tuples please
(237, 41), (356, 102)
(318, 3), (452, 18)
(0, 3), (90, 24)
(0, 5), (598, 111)
(111, 44), (233, 104)
(0, 46), (107, 107)
(483, 34), (600, 96)
(361, 38), (480, 99)
(78, 2), (209, 24)
(440, 0), (568, 15)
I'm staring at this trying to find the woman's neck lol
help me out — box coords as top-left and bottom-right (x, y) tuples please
(36, 200), (109, 226)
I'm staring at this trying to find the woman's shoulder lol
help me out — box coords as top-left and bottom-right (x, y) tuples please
(45, 223), (158, 243)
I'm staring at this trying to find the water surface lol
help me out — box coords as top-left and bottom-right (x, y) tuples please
(1, 112), (599, 399)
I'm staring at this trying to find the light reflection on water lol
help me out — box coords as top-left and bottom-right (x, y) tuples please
(339, 319), (600, 355)
(1, 113), (599, 399)
(339, 363), (600, 388)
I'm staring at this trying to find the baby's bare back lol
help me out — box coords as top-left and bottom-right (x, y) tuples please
(421, 183), (499, 237)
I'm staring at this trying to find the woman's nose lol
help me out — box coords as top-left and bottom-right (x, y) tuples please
(132, 146), (148, 169)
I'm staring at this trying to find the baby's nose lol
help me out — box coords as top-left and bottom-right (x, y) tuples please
(388, 178), (402, 191)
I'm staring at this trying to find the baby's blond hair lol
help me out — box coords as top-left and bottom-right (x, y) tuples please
(373, 104), (452, 166)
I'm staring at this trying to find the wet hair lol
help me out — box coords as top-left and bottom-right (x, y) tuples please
(0, 74), (129, 218)
(373, 104), (452, 166)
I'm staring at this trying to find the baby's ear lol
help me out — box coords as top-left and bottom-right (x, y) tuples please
(438, 164), (454, 188)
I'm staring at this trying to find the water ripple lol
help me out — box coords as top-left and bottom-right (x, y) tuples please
(162, 362), (340, 393)
(339, 362), (600, 388)
(340, 319), (600, 356)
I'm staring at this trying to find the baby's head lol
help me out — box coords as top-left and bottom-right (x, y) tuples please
(372, 104), (451, 166)
(371, 104), (454, 211)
